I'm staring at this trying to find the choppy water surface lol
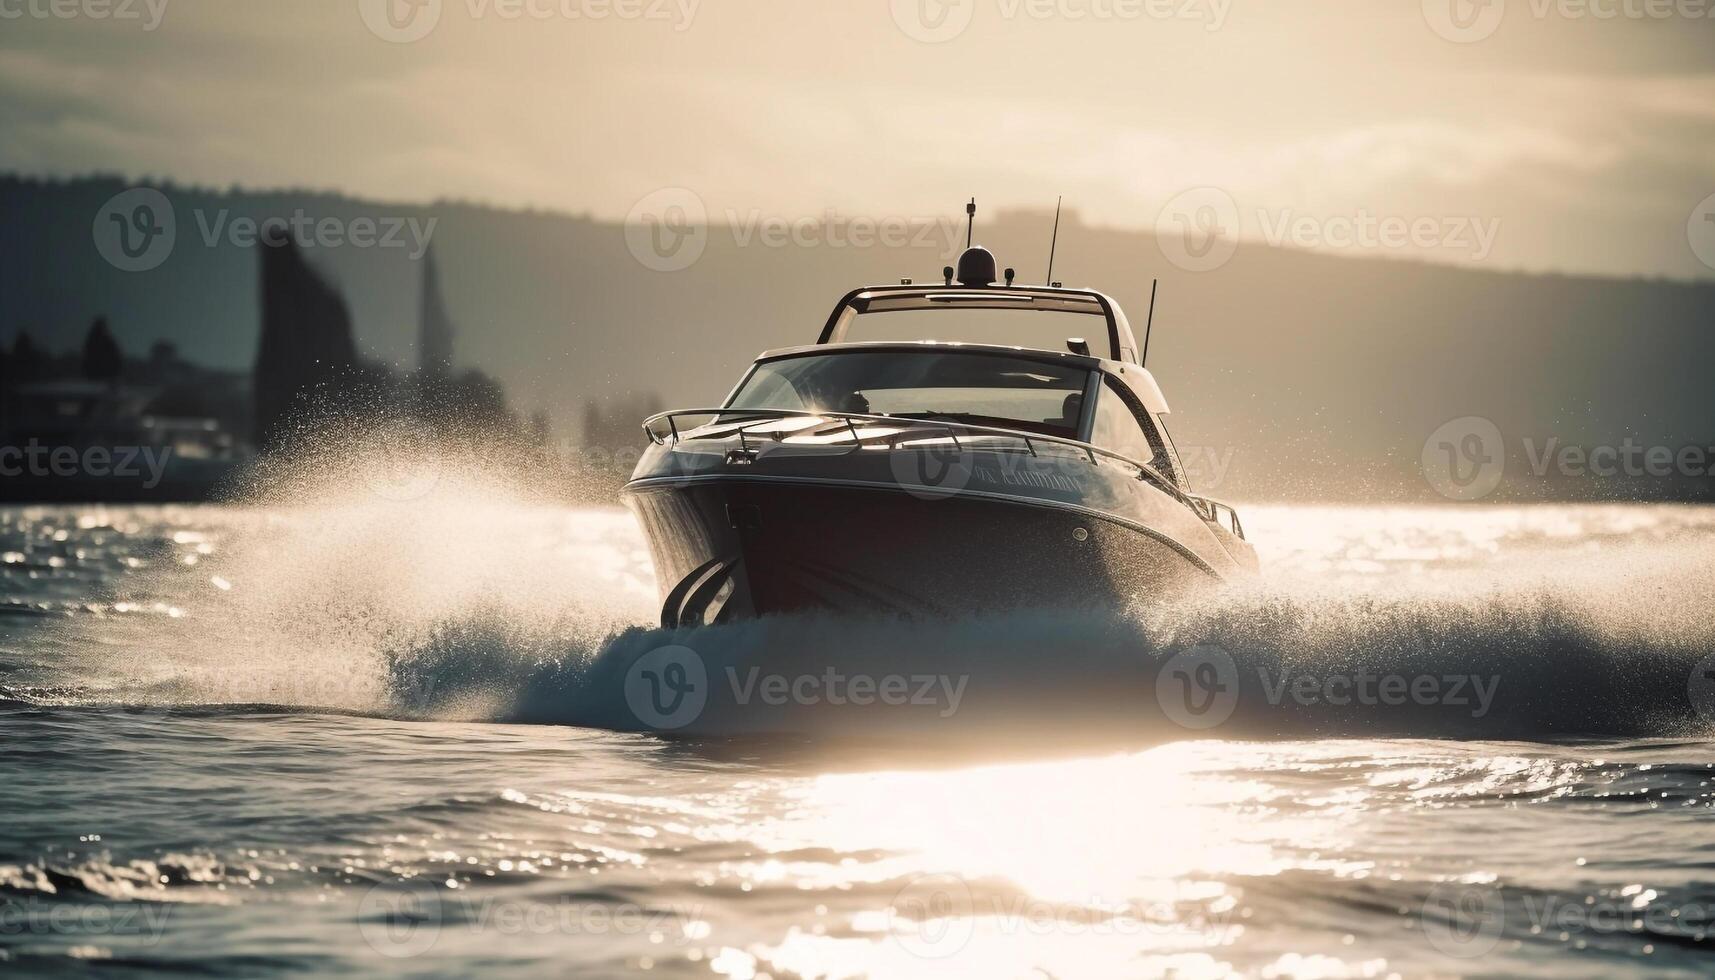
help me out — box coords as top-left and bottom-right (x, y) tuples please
(4, 481), (1715, 978)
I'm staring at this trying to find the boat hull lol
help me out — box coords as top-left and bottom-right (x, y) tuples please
(624, 475), (1229, 626)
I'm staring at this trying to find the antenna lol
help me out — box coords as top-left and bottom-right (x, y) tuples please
(965, 198), (975, 249)
(1140, 278), (1159, 368)
(1045, 196), (1062, 286)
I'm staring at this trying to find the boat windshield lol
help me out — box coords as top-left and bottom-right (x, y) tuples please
(726, 351), (1090, 438)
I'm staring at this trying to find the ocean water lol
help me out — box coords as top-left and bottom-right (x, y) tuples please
(4, 471), (1715, 978)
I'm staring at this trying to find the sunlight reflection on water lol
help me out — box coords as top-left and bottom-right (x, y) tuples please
(5, 494), (1715, 977)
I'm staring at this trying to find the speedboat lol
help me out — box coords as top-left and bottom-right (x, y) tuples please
(622, 245), (1258, 628)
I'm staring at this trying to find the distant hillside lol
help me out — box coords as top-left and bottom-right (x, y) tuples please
(5, 174), (1713, 502)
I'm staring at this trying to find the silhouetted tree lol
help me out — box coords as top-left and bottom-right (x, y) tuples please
(8, 332), (45, 389)
(82, 317), (123, 383)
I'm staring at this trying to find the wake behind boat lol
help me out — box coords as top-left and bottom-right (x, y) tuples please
(622, 240), (1258, 627)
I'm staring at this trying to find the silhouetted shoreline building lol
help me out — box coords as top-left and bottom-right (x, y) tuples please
(1, 321), (250, 502)
(419, 248), (455, 380)
(253, 239), (368, 452)
(249, 233), (545, 462)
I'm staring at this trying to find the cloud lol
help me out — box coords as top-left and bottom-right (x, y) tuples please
(1, 3), (1712, 278)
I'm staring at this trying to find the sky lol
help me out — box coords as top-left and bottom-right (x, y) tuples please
(3, 0), (1714, 279)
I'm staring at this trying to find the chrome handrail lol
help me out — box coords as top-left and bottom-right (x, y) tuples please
(639, 407), (1244, 539)
(1190, 495), (1245, 539)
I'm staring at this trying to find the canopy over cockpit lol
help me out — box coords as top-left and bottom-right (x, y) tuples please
(817, 246), (1144, 365)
